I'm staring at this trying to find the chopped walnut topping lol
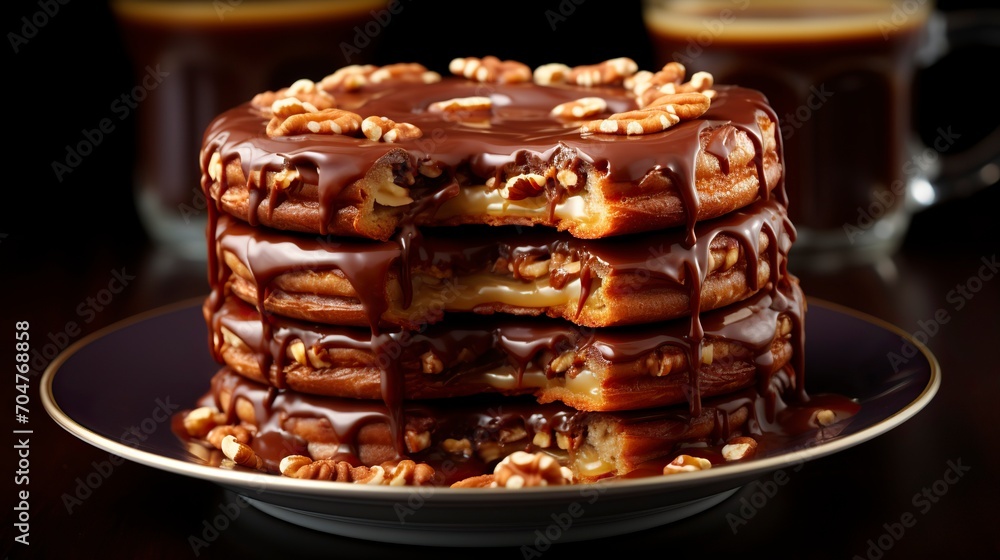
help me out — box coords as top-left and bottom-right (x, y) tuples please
(286, 339), (331, 368)
(556, 169), (578, 188)
(251, 78), (336, 115)
(550, 97), (608, 119)
(405, 429), (432, 453)
(280, 456), (384, 483)
(266, 104), (363, 138)
(207, 425), (253, 450)
(498, 426), (528, 444)
(428, 96), (493, 114)
(533, 63), (572, 85)
(272, 167), (299, 190)
(721, 437), (758, 462)
(532, 431), (552, 449)
(271, 97), (318, 119)
(420, 351), (444, 374)
(645, 92), (714, 119)
(491, 451), (573, 488)
(361, 116), (423, 143)
(477, 441), (503, 463)
(559, 260), (582, 274)
(499, 173), (546, 200)
(580, 92), (710, 136)
(582, 107), (678, 135)
(701, 343), (714, 365)
(318, 64), (377, 92)
(708, 243), (740, 272)
(633, 62), (717, 108)
(777, 315), (792, 337)
(418, 160), (443, 178)
(515, 258), (551, 280)
(319, 63), (440, 92)
(369, 62), (441, 85)
(221, 435), (265, 471)
(207, 152), (224, 182)
(442, 438), (473, 457)
(279, 456), (435, 486)
(288, 340), (308, 366)
(306, 346), (331, 368)
(549, 351), (576, 374)
(624, 69), (655, 92)
(450, 474), (495, 488)
(663, 454), (712, 475)
(566, 57), (638, 86)
(372, 178), (413, 207)
(183, 406), (226, 439)
(385, 459), (437, 486)
(449, 56), (532, 84)
(816, 409), (837, 426)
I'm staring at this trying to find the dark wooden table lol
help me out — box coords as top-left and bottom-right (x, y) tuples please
(4, 1), (998, 558)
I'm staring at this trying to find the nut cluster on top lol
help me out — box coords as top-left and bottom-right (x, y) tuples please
(250, 56), (717, 142)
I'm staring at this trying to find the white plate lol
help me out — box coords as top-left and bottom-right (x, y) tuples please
(41, 297), (939, 547)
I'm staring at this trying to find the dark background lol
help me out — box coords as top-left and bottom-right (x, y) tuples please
(4, 0), (998, 257)
(3, 1), (999, 559)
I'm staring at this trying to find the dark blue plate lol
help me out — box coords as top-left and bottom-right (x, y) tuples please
(42, 297), (939, 547)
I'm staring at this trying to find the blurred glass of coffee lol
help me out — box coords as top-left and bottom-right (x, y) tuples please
(111, 0), (391, 259)
(643, 0), (999, 272)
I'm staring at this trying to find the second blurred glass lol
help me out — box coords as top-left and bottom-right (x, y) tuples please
(642, 0), (999, 272)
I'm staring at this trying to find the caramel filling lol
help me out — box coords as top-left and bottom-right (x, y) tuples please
(407, 272), (586, 312)
(573, 442), (616, 478)
(431, 185), (593, 224)
(470, 365), (602, 397)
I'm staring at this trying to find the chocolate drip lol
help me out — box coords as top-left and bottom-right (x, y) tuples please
(199, 78), (790, 457)
(212, 197), (791, 310)
(684, 259), (705, 416)
(379, 175), (466, 454)
(706, 126), (737, 175)
(372, 331), (405, 455)
(204, 367), (583, 481)
(200, 84), (779, 239)
(187, 365), (858, 483)
(208, 195), (795, 415)
(397, 175), (462, 310)
(575, 254), (597, 321)
(208, 278), (805, 407)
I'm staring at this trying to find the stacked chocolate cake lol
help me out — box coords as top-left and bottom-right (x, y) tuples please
(181, 57), (852, 487)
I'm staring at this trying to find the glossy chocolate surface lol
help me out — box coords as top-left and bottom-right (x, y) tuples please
(188, 364), (857, 485)
(207, 195), (799, 414)
(200, 79), (782, 241)
(199, 67), (802, 460)
(209, 277), (804, 401)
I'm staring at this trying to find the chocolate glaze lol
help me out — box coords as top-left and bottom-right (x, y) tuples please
(199, 81), (782, 243)
(211, 195), (793, 318)
(207, 195), (797, 417)
(179, 365), (858, 485)
(200, 72), (796, 459)
(209, 278), (804, 404)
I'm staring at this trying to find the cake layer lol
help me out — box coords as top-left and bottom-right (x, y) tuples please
(200, 60), (782, 242)
(178, 365), (858, 486)
(207, 278), (804, 412)
(208, 196), (794, 330)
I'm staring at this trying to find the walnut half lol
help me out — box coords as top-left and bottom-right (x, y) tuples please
(491, 451), (573, 488)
